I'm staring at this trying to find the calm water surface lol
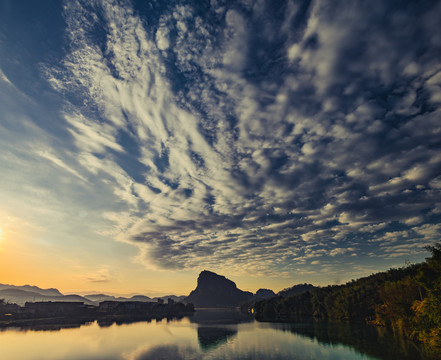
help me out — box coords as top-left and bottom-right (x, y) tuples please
(0, 310), (432, 360)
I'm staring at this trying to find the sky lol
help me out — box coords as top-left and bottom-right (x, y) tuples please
(0, 0), (441, 296)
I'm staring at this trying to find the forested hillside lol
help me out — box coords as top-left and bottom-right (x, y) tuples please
(254, 244), (441, 351)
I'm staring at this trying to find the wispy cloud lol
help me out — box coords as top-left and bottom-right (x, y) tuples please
(85, 267), (113, 283)
(32, 0), (441, 276)
(36, 149), (87, 182)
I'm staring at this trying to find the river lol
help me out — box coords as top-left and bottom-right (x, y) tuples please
(0, 309), (435, 359)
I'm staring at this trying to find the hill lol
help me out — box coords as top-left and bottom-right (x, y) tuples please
(254, 288), (276, 300)
(254, 243), (441, 351)
(277, 283), (316, 297)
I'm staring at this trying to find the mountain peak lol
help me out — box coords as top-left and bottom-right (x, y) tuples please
(185, 271), (253, 308)
(197, 271), (236, 288)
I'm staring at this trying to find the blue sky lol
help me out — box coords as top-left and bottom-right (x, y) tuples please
(0, 0), (441, 294)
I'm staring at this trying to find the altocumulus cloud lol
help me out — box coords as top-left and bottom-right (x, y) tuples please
(44, 0), (441, 276)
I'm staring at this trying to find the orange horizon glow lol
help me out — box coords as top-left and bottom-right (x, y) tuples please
(0, 212), (409, 298)
(0, 213), (287, 297)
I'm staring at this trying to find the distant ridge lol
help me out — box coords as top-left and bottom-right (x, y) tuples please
(0, 288), (93, 306)
(185, 270), (254, 308)
(0, 283), (185, 306)
(83, 294), (152, 303)
(0, 283), (63, 297)
(83, 294), (185, 303)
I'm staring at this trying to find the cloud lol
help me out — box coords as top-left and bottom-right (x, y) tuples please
(156, 26), (170, 51)
(329, 248), (354, 257)
(0, 68), (13, 85)
(36, 149), (87, 182)
(36, 0), (441, 277)
(85, 268), (113, 283)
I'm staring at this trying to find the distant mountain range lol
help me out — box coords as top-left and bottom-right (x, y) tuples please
(83, 294), (152, 303)
(0, 283), (63, 297)
(0, 287), (93, 306)
(0, 283), (184, 306)
(83, 293), (185, 303)
(0, 273), (314, 308)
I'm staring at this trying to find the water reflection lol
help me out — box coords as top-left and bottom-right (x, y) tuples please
(190, 308), (253, 325)
(0, 314), (186, 332)
(0, 319), (94, 332)
(197, 326), (237, 350)
(267, 321), (430, 360)
(131, 345), (201, 360)
(0, 310), (437, 359)
(308, 321), (423, 360)
(189, 309), (253, 351)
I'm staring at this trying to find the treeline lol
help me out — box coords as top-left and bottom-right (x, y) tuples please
(0, 299), (195, 325)
(254, 243), (441, 350)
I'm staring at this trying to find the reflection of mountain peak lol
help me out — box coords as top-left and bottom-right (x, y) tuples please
(185, 271), (253, 308)
(190, 309), (253, 325)
(197, 326), (237, 351)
